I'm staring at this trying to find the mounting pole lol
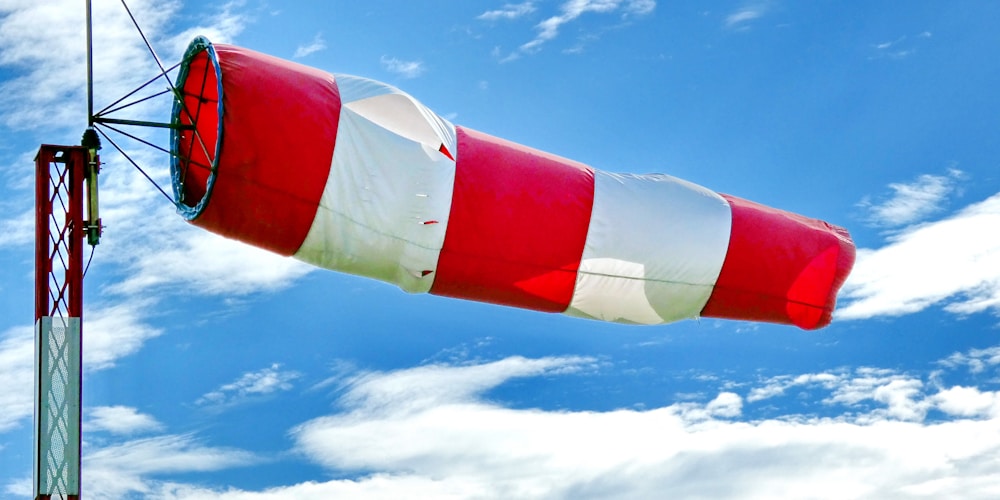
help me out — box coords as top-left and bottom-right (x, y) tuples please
(86, 0), (94, 127)
(33, 2), (96, 498)
(82, 0), (102, 246)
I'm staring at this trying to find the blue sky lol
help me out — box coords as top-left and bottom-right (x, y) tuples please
(2, 0), (1000, 498)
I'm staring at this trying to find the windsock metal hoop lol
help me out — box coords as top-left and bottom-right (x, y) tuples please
(171, 35), (222, 221)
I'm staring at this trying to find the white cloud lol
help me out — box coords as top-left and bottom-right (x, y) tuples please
(84, 301), (165, 370)
(0, 0), (246, 136)
(0, 326), (34, 433)
(626, 0), (656, 16)
(86, 406), (164, 435)
(746, 372), (842, 402)
(294, 32), (326, 58)
(85, 434), (258, 499)
(865, 378), (929, 422)
(0, 0), (180, 133)
(101, 474), (494, 499)
(336, 356), (598, 414)
(105, 221), (314, 297)
(825, 368), (907, 406)
(931, 386), (1000, 418)
(724, 4), (767, 29)
(0, 206), (33, 250)
(838, 191), (1000, 320)
(859, 170), (963, 226)
(704, 391), (743, 418)
(522, 1), (620, 53)
(869, 32), (933, 61)
(197, 363), (301, 406)
(166, 0), (248, 54)
(379, 56), (425, 79)
(275, 356), (1000, 499)
(747, 368), (930, 422)
(21, 353), (1000, 498)
(478, 2), (537, 21)
(495, 0), (655, 59)
(876, 39), (898, 51)
(939, 345), (1000, 374)
(3, 476), (30, 498)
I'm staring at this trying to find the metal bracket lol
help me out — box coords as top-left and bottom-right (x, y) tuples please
(81, 128), (102, 246)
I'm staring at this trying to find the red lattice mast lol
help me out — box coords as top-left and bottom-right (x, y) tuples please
(34, 145), (92, 500)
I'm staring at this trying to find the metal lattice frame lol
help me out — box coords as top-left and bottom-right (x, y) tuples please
(34, 145), (87, 500)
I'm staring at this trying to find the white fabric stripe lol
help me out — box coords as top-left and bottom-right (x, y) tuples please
(347, 94), (457, 155)
(335, 74), (457, 154)
(334, 73), (397, 103)
(294, 77), (457, 293)
(566, 172), (732, 324)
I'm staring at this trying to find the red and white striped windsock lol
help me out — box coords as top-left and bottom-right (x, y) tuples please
(171, 37), (855, 330)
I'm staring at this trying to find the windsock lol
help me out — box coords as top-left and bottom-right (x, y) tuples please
(171, 37), (855, 330)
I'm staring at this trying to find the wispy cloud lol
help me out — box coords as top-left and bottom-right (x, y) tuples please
(939, 345), (1000, 374)
(523, 0), (632, 53)
(294, 32), (326, 58)
(31, 353), (1000, 498)
(197, 363), (301, 406)
(859, 169), (964, 227)
(0, 0), (173, 133)
(106, 222), (313, 297)
(749, 362), (1000, 423)
(931, 386), (1000, 418)
(708, 368), (930, 422)
(626, 0), (656, 16)
(336, 356), (599, 413)
(278, 356), (1000, 498)
(166, 0), (249, 54)
(86, 406), (164, 435)
(0, 0), (244, 133)
(380, 56), (425, 79)
(838, 190), (1000, 320)
(746, 372), (842, 402)
(478, 1), (537, 21)
(83, 301), (165, 370)
(493, 0), (656, 61)
(0, 194), (34, 250)
(0, 326), (33, 433)
(870, 32), (932, 60)
(724, 3), (768, 30)
(85, 433), (258, 498)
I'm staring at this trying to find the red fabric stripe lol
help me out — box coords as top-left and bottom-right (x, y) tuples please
(179, 44), (340, 255)
(431, 127), (595, 312)
(700, 194), (856, 329)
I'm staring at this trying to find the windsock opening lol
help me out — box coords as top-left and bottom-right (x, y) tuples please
(170, 36), (222, 220)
